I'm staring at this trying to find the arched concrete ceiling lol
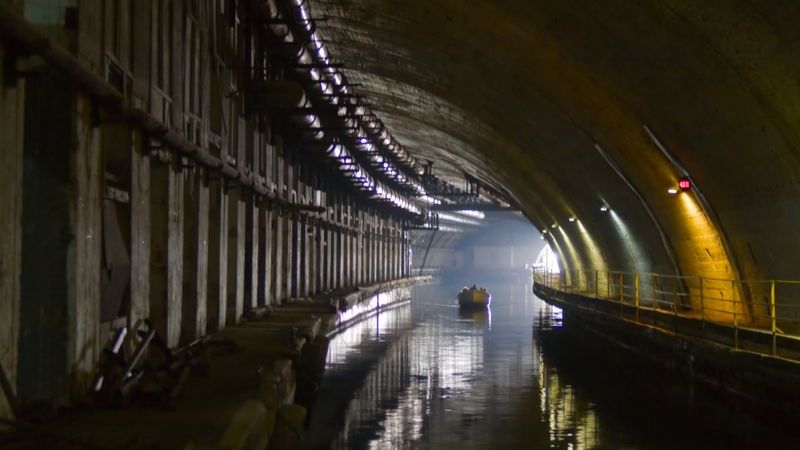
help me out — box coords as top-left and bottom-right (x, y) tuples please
(312, 0), (800, 287)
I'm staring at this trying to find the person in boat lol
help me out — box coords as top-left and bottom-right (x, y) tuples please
(471, 284), (477, 290)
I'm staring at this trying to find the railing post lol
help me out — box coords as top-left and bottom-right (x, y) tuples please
(619, 272), (624, 304)
(771, 280), (777, 356)
(733, 293), (739, 350)
(673, 277), (678, 314)
(595, 270), (599, 299)
(634, 272), (640, 322)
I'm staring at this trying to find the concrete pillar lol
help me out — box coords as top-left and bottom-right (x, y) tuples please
(206, 180), (228, 331)
(258, 207), (272, 306)
(299, 218), (306, 298)
(389, 223), (396, 280)
(272, 210), (284, 304)
(379, 219), (385, 281)
(366, 218), (372, 283)
(227, 190), (245, 324)
(373, 221), (378, 283)
(392, 222), (403, 279)
(150, 154), (185, 348)
(180, 168), (209, 344)
(342, 206), (348, 288)
(153, 0), (187, 347)
(368, 214), (373, 282)
(129, 132), (150, 330)
(244, 196), (259, 311)
(16, 84), (104, 403)
(291, 215), (300, 298)
(287, 213), (297, 299)
(0, 44), (23, 418)
(309, 221), (318, 294)
(371, 215), (377, 282)
(334, 196), (343, 289)
(302, 217), (310, 296)
(383, 223), (389, 281)
(70, 95), (105, 392)
(281, 212), (293, 302)
(324, 223), (332, 291)
(353, 206), (360, 286)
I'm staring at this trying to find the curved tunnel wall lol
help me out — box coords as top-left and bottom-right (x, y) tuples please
(2, 0), (800, 420)
(311, 0), (800, 321)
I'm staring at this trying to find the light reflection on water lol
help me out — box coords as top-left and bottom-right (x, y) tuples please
(302, 281), (795, 450)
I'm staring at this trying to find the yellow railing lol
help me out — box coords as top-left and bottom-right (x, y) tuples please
(532, 268), (800, 360)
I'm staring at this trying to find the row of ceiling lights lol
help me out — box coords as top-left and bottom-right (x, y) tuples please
(541, 176), (693, 236)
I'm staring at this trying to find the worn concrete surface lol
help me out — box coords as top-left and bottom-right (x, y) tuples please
(312, 0), (800, 304)
(0, 276), (428, 449)
(0, 39), (24, 420)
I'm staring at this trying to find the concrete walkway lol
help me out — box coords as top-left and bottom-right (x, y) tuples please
(0, 276), (429, 450)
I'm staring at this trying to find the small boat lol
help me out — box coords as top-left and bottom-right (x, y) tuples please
(458, 286), (492, 308)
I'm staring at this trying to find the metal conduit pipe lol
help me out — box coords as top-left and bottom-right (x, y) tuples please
(257, 78), (422, 215)
(249, 1), (424, 216)
(437, 212), (483, 227)
(0, 2), (323, 213)
(271, 0), (426, 190)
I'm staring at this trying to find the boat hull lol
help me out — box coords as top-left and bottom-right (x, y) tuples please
(458, 290), (492, 308)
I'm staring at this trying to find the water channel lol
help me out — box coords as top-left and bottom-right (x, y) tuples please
(301, 280), (796, 449)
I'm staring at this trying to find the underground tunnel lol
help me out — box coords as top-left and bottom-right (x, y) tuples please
(2, 0), (800, 448)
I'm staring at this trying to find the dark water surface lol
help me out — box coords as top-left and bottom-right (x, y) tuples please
(301, 281), (798, 449)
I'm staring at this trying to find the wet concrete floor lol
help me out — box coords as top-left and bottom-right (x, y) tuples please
(301, 280), (799, 449)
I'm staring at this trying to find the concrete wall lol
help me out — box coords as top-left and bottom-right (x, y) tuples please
(0, 0), (413, 415)
(0, 38), (25, 419)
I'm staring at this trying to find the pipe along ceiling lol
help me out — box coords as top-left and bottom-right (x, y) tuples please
(277, 0), (800, 318)
(250, 0), (501, 227)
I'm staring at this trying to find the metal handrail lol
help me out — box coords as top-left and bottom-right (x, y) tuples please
(531, 268), (800, 361)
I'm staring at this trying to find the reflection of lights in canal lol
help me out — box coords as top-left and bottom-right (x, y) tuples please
(326, 294), (412, 367)
(537, 356), (600, 449)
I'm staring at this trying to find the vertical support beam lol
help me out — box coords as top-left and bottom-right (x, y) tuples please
(206, 180), (228, 331)
(259, 206), (272, 306)
(369, 217), (375, 283)
(334, 194), (343, 288)
(300, 216), (309, 297)
(70, 95), (104, 393)
(181, 168), (208, 343)
(325, 223), (332, 290)
(357, 207), (362, 285)
(390, 225), (395, 280)
(244, 195), (259, 311)
(282, 211), (293, 302)
(291, 214), (301, 298)
(129, 131), (150, 330)
(165, 160), (185, 348)
(345, 202), (353, 287)
(0, 41), (23, 417)
(150, 157), (170, 343)
(227, 189), (245, 324)
(273, 209), (284, 304)
(311, 221), (319, 294)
